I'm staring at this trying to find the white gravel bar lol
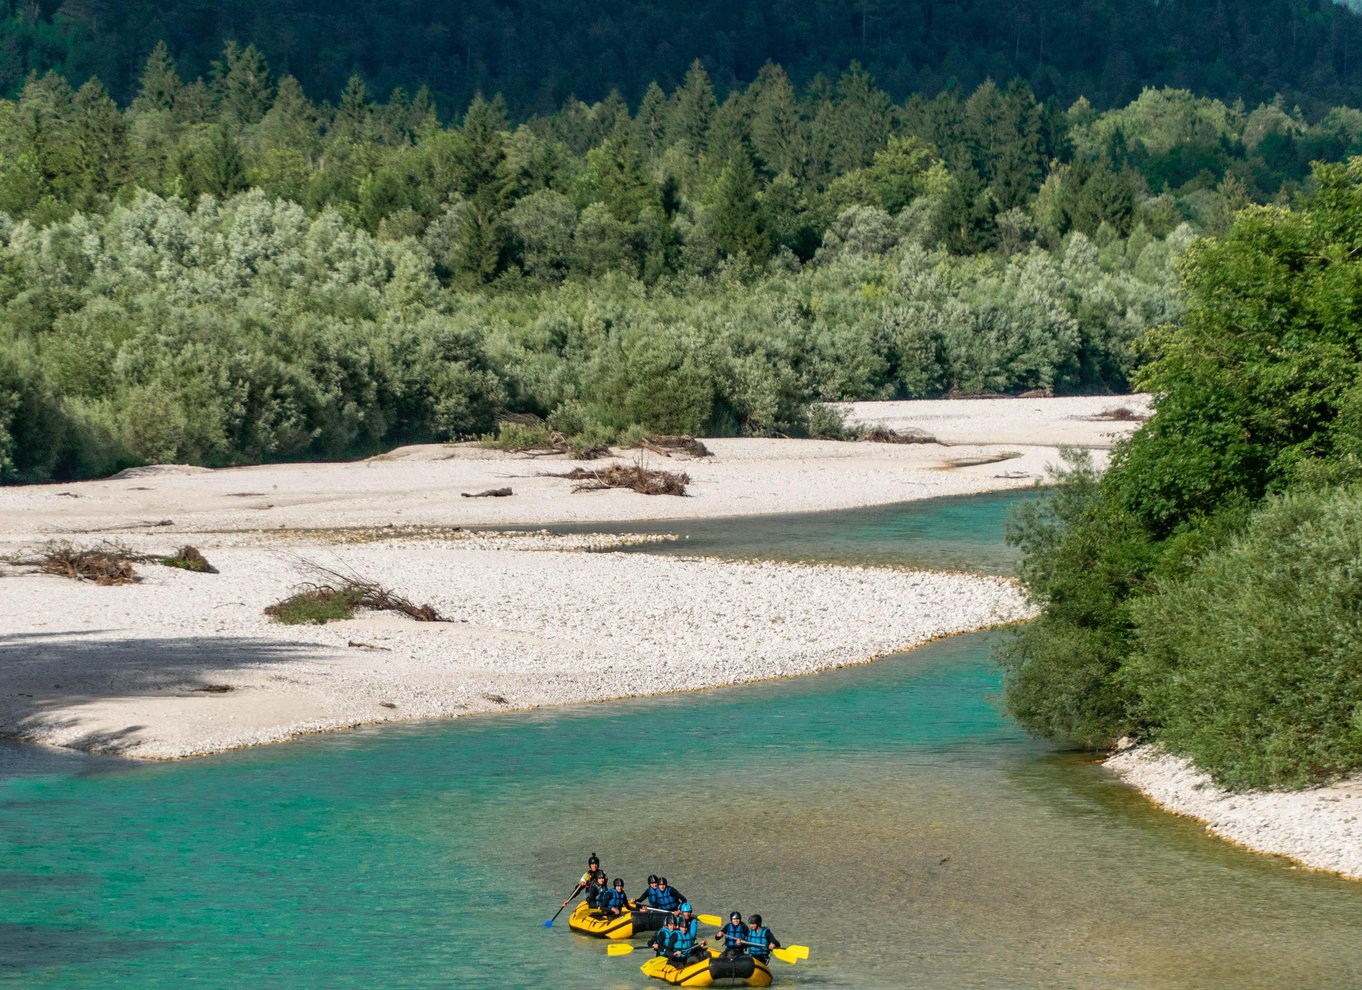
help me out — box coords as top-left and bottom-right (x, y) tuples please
(1107, 746), (1362, 880)
(6, 395), (1146, 761)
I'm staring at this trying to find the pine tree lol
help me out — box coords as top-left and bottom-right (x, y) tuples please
(634, 81), (669, 162)
(710, 152), (770, 260)
(666, 59), (716, 155)
(750, 64), (805, 178)
(131, 41), (181, 116)
(212, 42), (273, 130)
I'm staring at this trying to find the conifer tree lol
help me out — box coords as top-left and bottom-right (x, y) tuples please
(131, 41), (182, 116)
(666, 59), (717, 155)
(711, 151), (771, 260)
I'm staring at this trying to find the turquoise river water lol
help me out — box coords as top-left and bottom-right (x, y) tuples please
(4, 494), (1362, 989)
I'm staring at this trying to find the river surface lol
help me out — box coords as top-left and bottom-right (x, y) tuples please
(4, 494), (1362, 989)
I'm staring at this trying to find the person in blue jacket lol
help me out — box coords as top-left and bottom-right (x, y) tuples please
(714, 911), (746, 957)
(649, 876), (683, 913)
(667, 904), (707, 965)
(650, 914), (679, 956)
(634, 874), (660, 908)
(562, 853), (605, 911)
(599, 877), (630, 918)
(742, 914), (781, 963)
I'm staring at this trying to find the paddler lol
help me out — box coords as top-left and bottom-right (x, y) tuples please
(599, 877), (630, 918)
(667, 903), (707, 965)
(587, 871), (610, 912)
(650, 876), (683, 914)
(561, 853), (605, 911)
(714, 911), (746, 956)
(742, 914), (781, 963)
(650, 913), (680, 957)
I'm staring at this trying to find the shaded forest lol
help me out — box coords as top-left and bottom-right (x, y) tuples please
(5, 0), (1362, 116)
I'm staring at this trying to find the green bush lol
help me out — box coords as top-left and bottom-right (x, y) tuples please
(1127, 485), (1362, 789)
(265, 586), (365, 624)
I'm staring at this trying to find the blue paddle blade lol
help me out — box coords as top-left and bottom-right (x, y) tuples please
(543, 919), (554, 927)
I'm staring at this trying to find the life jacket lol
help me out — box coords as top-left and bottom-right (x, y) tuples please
(718, 921), (745, 948)
(654, 927), (677, 955)
(745, 926), (772, 959)
(586, 881), (608, 908)
(602, 887), (628, 912)
(671, 922), (697, 955)
(652, 886), (681, 912)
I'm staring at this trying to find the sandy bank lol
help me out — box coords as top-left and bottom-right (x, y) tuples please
(0, 395), (1150, 534)
(1107, 746), (1362, 880)
(0, 395), (1143, 760)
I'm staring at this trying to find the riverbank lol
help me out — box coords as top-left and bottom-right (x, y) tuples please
(0, 395), (1139, 759)
(1106, 746), (1362, 880)
(1, 394), (1136, 759)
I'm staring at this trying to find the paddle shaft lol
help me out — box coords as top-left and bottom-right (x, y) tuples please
(544, 882), (584, 926)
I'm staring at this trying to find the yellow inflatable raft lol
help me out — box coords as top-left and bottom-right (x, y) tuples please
(567, 901), (665, 939)
(641, 953), (773, 987)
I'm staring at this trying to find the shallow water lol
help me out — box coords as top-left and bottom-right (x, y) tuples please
(518, 490), (1032, 573)
(4, 494), (1362, 989)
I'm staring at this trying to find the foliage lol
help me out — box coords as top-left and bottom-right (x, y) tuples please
(265, 585), (365, 624)
(1001, 158), (1362, 788)
(1127, 486), (1362, 789)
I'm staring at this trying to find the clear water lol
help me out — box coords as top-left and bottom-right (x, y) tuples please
(4, 495), (1362, 990)
(507, 491), (1033, 573)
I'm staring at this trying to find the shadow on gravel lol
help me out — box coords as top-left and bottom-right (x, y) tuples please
(0, 632), (331, 754)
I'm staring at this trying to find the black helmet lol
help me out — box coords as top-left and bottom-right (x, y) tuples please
(588, 853), (599, 864)
(729, 912), (742, 921)
(647, 874), (659, 884)
(613, 878), (624, 887)
(658, 877), (668, 885)
(748, 914), (762, 926)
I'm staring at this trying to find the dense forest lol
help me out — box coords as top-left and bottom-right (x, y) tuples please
(1002, 158), (1362, 790)
(8, 42), (1362, 480)
(5, 0), (1362, 116)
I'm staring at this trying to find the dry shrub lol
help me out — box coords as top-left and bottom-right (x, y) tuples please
(641, 434), (711, 458)
(34, 540), (140, 585)
(266, 564), (446, 625)
(565, 463), (690, 496)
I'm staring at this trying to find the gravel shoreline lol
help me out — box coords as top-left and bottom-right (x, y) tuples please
(1106, 745), (1362, 880)
(0, 536), (1029, 759)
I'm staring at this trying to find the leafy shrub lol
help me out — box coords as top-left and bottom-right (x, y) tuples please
(1128, 485), (1362, 789)
(265, 586), (365, 624)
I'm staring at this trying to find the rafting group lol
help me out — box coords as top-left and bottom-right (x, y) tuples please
(545, 854), (808, 987)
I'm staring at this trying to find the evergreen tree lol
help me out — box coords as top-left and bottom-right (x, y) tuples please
(749, 63), (806, 178)
(212, 41), (273, 130)
(131, 41), (182, 116)
(666, 59), (717, 155)
(710, 151), (771, 260)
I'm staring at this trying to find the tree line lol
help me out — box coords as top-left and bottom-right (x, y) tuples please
(2, 46), (1357, 482)
(4, 0), (1362, 118)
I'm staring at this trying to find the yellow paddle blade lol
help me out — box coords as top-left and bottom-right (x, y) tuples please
(607, 943), (636, 956)
(771, 946), (799, 965)
(697, 914), (723, 926)
(787, 944), (810, 959)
